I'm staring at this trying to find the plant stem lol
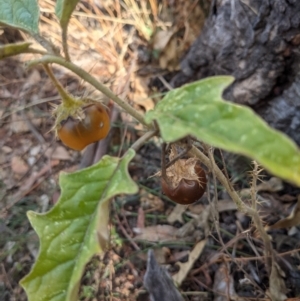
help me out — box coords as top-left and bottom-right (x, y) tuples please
(250, 161), (258, 211)
(61, 27), (71, 61)
(130, 130), (158, 152)
(188, 145), (246, 212)
(32, 34), (60, 55)
(26, 48), (47, 55)
(161, 143), (169, 184)
(26, 55), (150, 128)
(190, 143), (274, 273)
(43, 64), (75, 106)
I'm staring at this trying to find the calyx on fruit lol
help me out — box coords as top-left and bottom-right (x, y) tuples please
(44, 64), (110, 151)
(161, 147), (207, 205)
(53, 98), (110, 151)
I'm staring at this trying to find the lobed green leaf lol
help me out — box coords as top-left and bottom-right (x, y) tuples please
(145, 76), (300, 186)
(0, 0), (39, 34)
(20, 150), (138, 301)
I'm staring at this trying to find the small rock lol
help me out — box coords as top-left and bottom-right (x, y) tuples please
(30, 145), (41, 156)
(11, 156), (29, 174)
(27, 156), (36, 166)
(2, 146), (12, 153)
(46, 146), (71, 161)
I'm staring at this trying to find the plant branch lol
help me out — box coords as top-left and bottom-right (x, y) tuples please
(26, 55), (150, 128)
(61, 27), (71, 61)
(26, 48), (48, 55)
(190, 143), (274, 275)
(43, 64), (74, 105)
(130, 130), (158, 152)
(188, 145), (246, 212)
(249, 162), (273, 272)
(32, 34), (60, 55)
(161, 143), (169, 184)
(204, 144), (233, 259)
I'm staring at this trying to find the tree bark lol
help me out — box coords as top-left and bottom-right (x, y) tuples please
(171, 0), (300, 145)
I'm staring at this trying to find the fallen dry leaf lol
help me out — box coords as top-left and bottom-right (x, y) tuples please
(268, 196), (300, 229)
(240, 177), (283, 198)
(129, 76), (155, 112)
(268, 261), (287, 301)
(169, 250), (190, 263)
(178, 205), (212, 241)
(159, 37), (180, 71)
(277, 194), (297, 202)
(257, 177), (283, 192)
(133, 225), (178, 243)
(172, 239), (207, 286)
(188, 203), (206, 215)
(152, 29), (175, 51)
(213, 264), (237, 301)
(138, 247), (170, 264)
(217, 200), (237, 212)
(167, 204), (186, 224)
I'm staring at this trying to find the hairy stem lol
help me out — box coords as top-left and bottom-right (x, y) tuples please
(26, 55), (150, 128)
(32, 34), (60, 55)
(190, 144), (274, 273)
(188, 145), (246, 211)
(130, 130), (158, 152)
(61, 27), (70, 61)
(250, 161), (259, 211)
(43, 64), (75, 106)
(26, 48), (47, 55)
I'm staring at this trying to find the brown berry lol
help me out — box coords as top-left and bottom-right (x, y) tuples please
(161, 163), (207, 205)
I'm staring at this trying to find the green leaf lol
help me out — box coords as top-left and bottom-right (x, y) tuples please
(145, 76), (300, 186)
(0, 0), (39, 34)
(55, 0), (80, 28)
(0, 42), (31, 59)
(20, 150), (138, 301)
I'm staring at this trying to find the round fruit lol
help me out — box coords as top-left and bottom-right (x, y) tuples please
(161, 164), (207, 205)
(57, 103), (110, 151)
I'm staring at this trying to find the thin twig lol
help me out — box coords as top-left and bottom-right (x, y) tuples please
(161, 142), (169, 184)
(26, 55), (151, 128)
(42, 64), (73, 103)
(130, 130), (158, 152)
(218, 149), (234, 190)
(21, 110), (45, 144)
(115, 213), (140, 251)
(1, 264), (12, 291)
(205, 144), (233, 260)
(188, 145), (246, 212)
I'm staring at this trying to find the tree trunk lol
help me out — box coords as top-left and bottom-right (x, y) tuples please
(171, 0), (300, 145)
